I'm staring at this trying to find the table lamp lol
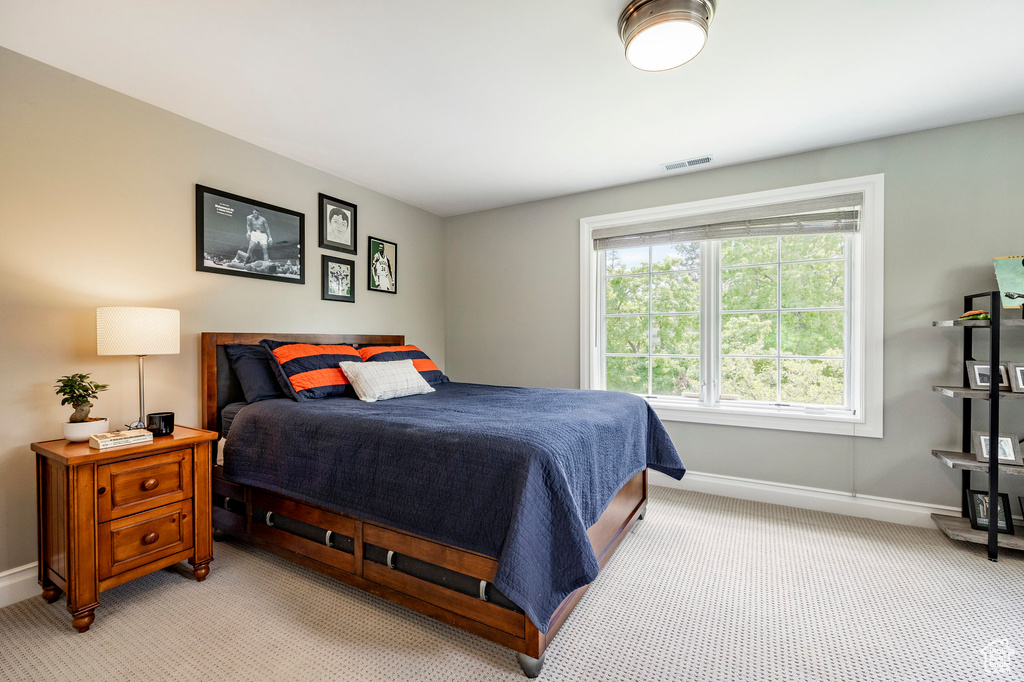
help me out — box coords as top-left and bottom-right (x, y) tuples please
(96, 307), (180, 429)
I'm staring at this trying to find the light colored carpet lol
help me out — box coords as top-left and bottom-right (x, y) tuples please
(2, 487), (1023, 681)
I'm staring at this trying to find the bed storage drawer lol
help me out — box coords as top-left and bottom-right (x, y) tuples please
(249, 490), (358, 574)
(363, 560), (525, 637)
(97, 448), (193, 522)
(363, 524), (497, 582)
(98, 499), (194, 580)
(361, 524), (524, 637)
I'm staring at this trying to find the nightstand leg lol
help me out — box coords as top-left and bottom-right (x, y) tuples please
(37, 456), (66, 607)
(66, 464), (99, 632)
(41, 584), (63, 603)
(190, 441), (214, 583)
(190, 559), (211, 582)
(71, 608), (95, 633)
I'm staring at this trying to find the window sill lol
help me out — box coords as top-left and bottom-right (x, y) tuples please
(647, 398), (882, 438)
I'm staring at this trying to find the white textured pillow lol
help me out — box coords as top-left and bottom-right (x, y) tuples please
(339, 359), (435, 402)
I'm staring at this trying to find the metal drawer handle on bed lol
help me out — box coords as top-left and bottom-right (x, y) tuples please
(386, 550), (396, 570)
(324, 530), (333, 547)
(479, 580), (488, 602)
(265, 511), (274, 527)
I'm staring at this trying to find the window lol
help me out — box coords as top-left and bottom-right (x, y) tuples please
(605, 242), (702, 397)
(581, 176), (883, 437)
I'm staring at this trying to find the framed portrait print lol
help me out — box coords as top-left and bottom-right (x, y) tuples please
(319, 193), (357, 254)
(972, 431), (1024, 466)
(321, 255), (355, 303)
(196, 185), (304, 284)
(965, 360), (1011, 391)
(368, 236), (397, 294)
(1009, 362), (1024, 393)
(967, 489), (1014, 534)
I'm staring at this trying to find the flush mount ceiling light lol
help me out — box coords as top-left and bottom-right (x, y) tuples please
(618, 0), (716, 72)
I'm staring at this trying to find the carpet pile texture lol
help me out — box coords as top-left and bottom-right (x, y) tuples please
(2, 486), (1023, 681)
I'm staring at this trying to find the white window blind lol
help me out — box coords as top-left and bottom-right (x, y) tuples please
(592, 192), (862, 251)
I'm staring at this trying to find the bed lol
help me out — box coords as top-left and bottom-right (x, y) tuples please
(201, 332), (684, 676)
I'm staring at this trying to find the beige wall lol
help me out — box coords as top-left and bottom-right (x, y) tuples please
(444, 113), (1024, 509)
(0, 48), (445, 572)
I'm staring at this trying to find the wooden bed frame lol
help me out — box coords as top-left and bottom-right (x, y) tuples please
(201, 332), (648, 677)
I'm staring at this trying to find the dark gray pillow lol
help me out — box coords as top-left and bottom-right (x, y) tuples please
(225, 344), (289, 403)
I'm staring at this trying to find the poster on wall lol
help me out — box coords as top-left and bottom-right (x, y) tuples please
(368, 236), (397, 294)
(195, 184), (304, 284)
(993, 255), (1024, 308)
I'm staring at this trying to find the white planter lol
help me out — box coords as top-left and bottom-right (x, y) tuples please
(63, 418), (109, 442)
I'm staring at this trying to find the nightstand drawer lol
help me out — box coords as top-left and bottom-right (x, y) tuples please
(97, 448), (193, 522)
(98, 499), (194, 579)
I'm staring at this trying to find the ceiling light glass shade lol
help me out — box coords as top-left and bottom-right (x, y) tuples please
(619, 0), (716, 72)
(96, 306), (180, 356)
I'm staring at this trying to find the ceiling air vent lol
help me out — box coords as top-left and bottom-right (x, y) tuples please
(662, 154), (713, 172)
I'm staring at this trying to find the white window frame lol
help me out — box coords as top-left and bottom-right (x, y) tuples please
(580, 174), (884, 438)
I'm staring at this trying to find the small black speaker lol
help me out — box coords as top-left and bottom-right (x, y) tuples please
(147, 412), (174, 437)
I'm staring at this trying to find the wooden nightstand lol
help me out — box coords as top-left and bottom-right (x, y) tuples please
(32, 425), (218, 632)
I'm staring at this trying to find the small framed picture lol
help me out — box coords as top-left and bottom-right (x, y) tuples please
(973, 431), (1024, 466)
(368, 236), (397, 294)
(967, 489), (1014, 534)
(965, 360), (1011, 391)
(321, 255), (355, 303)
(319, 193), (357, 254)
(1009, 363), (1024, 393)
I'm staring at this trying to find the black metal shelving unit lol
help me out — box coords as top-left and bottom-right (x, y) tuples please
(930, 291), (1024, 561)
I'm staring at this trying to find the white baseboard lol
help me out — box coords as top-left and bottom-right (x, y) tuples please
(651, 470), (958, 528)
(0, 562), (38, 609)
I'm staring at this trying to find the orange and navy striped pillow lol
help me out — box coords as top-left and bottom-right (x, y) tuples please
(357, 345), (448, 385)
(261, 340), (362, 400)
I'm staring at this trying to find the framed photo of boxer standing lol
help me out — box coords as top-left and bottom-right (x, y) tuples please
(195, 184), (304, 284)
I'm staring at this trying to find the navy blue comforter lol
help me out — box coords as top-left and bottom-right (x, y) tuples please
(223, 382), (684, 632)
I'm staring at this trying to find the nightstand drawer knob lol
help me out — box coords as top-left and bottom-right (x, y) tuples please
(142, 532), (159, 545)
(142, 478), (159, 491)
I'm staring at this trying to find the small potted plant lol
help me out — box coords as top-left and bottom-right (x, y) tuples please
(55, 373), (110, 442)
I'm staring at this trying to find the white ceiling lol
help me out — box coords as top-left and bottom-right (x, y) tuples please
(3, 1), (1024, 217)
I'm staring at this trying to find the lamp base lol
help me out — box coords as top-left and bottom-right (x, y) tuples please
(126, 420), (145, 430)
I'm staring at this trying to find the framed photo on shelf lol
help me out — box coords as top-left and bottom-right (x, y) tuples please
(967, 489), (1014, 534)
(368, 236), (397, 294)
(993, 255), (1024, 309)
(319, 193), (357, 254)
(195, 185), (304, 284)
(965, 360), (1011, 391)
(972, 431), (1024, 466)
(321, 255), (355, 303)
(1008, 362), (1024, 393)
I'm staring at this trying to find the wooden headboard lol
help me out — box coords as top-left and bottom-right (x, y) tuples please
(200, 332), (405, 436)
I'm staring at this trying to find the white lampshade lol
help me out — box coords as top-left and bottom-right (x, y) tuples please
(97, 307), (180, 356)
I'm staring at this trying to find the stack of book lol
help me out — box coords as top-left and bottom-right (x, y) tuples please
(89, 429), (154, 450)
